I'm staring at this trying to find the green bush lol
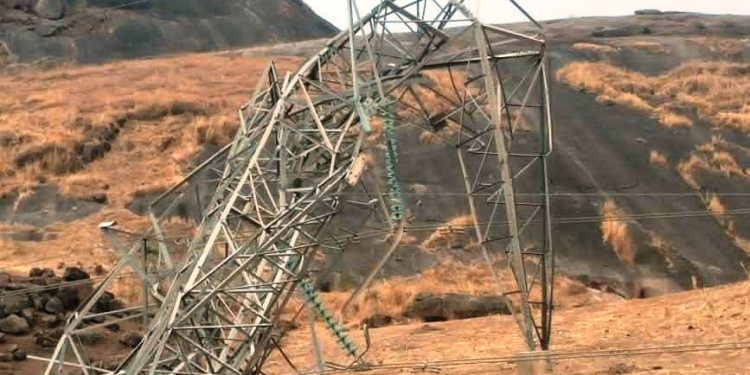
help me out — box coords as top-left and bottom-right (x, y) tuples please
(693, 21), (707, 31)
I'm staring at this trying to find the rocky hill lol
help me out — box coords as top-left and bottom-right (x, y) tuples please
(0, 0), (337, 66)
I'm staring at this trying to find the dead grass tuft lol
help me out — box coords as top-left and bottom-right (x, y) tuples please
(572, 42), (618, 54)
(600, 199), (636, 266)
(420, 215), (475, 251)
(620, 40), (668, 54)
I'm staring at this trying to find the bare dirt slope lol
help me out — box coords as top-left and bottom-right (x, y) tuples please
(265, 279), (750, 375)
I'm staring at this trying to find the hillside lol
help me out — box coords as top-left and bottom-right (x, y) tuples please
(0, 0), (337, 66)
(1, 12), (750, 296)
(0, 8), (750, 375)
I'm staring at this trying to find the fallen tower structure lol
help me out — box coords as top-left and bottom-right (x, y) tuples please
(44, 1), (554, 373)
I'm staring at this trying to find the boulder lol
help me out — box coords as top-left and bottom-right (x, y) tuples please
(441, 293), (511, 319)
(45, 297), (65, 314)
(0, 314), (30, 335)
(62, 267), (89, 282)
(403, 293), (511, 322)
(119, 331), (144, 348)
(34, 0), (64, 20)
(37, 313), (59, 328)
(35, 335), (57, 348)
(12, 349), (26, 361)
(81, 141), (107, 163)
(57, 287), (81, 310)
(359, 314), (394, 329)
(29, 268), (44, 277)
(20, 308), (35, 323)
(31, 294), (49, 312)
(78, 328), (105, 345)
(403, 293), (444, 321)
(95, 292), (116, 312)
(0, 295), (31, 315)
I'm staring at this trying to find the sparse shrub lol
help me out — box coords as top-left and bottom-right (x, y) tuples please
(642, 27), (652, 35)
(693, 21), (707, 31)
(600, 199), (636, 266)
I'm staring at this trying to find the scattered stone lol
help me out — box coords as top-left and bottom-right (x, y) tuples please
(119, 331), (144, 348)
(38, 313), (59, 328)
(0, 314), (30, 335)
(12, 349), (26, 361)
(93, 264), (106, 276)
(20, 308), (34, 323)
(35, 335), (57, 348)
(105, 323), (120, 332)
(34, 0), (64, 20)
(62, 267), (89, 282)
(78, 328), (105, 345)
(0, 295), (31, 315)
(609, 363), (636, 374)
(360, 314), (393, 329)
(45, 297), (65, 314)
(91, 192), (108, 203)
(34, 23), (61, 37)
(57, 287), (81, 310)
(410, 324), (443, 335)
(31, 294), (49, 311)
(0, 133), (15, 147)
(29, 268), (44, 277)
(95, 292), (116, 312)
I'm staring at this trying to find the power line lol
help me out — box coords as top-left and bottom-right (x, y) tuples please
(282, 340), (750, 375)
(3, 206), (748, 271)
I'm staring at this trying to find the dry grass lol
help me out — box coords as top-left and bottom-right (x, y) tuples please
(649, 150), (668, 167)
(557, 61), (750, 132)
(648, 232), (675, 269)
(688, 37), (749, 60)
(619, 40), (668, 54)
(679, 137), (748, 190)
(572, 42), (618, 54)
(0, 53), (300, 204)
(600, 199), (636, 266)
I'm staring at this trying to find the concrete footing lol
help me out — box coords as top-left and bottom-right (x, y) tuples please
(514, 351), (555, 375)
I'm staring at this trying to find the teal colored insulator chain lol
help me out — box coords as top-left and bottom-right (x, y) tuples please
(298, 278), (358, 358)
(380, 108), (404, 221)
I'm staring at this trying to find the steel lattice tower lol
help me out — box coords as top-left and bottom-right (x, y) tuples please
(44, 1), (554, 374)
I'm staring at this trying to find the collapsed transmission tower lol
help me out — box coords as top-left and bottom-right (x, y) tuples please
(45, 0), (554, 374)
